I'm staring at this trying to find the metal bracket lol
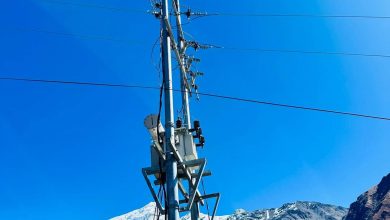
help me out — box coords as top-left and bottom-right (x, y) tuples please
(186, 158), (206, 211)
(179, 192), (220, 220)
(168, 141), (205, 205)
(203, 193), (220, 220)
(142, 168), (165, 213)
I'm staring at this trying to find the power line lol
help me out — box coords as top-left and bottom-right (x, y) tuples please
(40, 0), (148, 14)
(0, 76), (159, 90)
(210, 12), (390, 20)
(219, 47), (390, 59)
(4, 26), (390, 59)
(0, 76), (389, 121)
(39, 0), (390, 20)
(3, 27), (144, 44)
(196, 91), (390, 121)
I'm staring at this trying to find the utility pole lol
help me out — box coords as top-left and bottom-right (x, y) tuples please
(173, 1), (199, 219)
(161, 0), (180, 220)
(174, 0), (191, 129)
(142, 2), (219, 220)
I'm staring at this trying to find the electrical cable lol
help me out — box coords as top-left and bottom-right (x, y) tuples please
(210, 12), (390, 20)
(0, 76), (159, 90)
(219, 47), (390, 59)
(5, 26), (390, 59)
(0, 76), (389, 121)
(40, 0), (148, 14)
(38, 0), (390, 20)
(151, 33), (163, 79)
(153, 184), (163, 220)
(2, 27), (144, 44)
(201, 179), (211, 220)
(158, 157), (168, 220)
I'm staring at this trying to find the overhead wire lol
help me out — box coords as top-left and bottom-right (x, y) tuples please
(3, 27), (144, 44)
(40, 0), (148, 14)
(151, 33), (163, 79)
(207, 12), (390, 20)
(218, 46), (390, 59)
(0, 76), (389, 122)
(38, 0), (390, 20)
(4, 26), (390, 59)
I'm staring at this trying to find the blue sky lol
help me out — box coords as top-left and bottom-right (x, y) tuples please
(1, 0), (390, 219)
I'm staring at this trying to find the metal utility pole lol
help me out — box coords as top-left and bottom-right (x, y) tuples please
(172, 2), (199, 220)
(161, 0), (180, 220)
(142, 2), (220, 220)
(174, 0), (191, 129)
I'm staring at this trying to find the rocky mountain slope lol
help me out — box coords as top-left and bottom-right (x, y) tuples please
(344, 173), (390, 220)
(111, 201), (347, 220)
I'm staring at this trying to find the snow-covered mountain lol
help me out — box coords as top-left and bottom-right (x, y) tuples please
(109, 202), (228, 220)
(228, 201), (347, 220)
(110, 201), (347, 220)
(110, 202), (160, 220)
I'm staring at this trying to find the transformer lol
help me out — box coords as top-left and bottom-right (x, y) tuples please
(144, 114), (198, 170)
(175, 127), (198, 162)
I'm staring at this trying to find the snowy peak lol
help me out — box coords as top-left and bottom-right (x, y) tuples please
(111, 201), (347, 220)
(110, 202), (161, 220)
(111, 202), (229, 220)
(228, 201), (347, 220)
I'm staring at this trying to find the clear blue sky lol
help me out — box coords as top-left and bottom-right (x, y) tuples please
(1, 0), (390, 219)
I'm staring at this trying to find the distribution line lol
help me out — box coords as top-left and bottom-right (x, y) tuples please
(0, 76), (389, 121)
(39, 0), (390, 20)
(40, 0), (148, 14)
(220, 47), (390, 59)
(0, 76), (159, 90)
(3, 27), (144, 44)
(3, 26), (390, 59)
(210, 12), (390, 19)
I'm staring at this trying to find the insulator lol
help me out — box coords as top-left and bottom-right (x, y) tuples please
(151, 11), (161, 18)
(197, 127), (202, 136)
(193, 120), (200, 130)
(196, 135), (205, 147)
(199, 135), (205, 144)
(185, 9), (191, 18)
(193, 12), (208, 16)
(176, 118), (182, 128)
